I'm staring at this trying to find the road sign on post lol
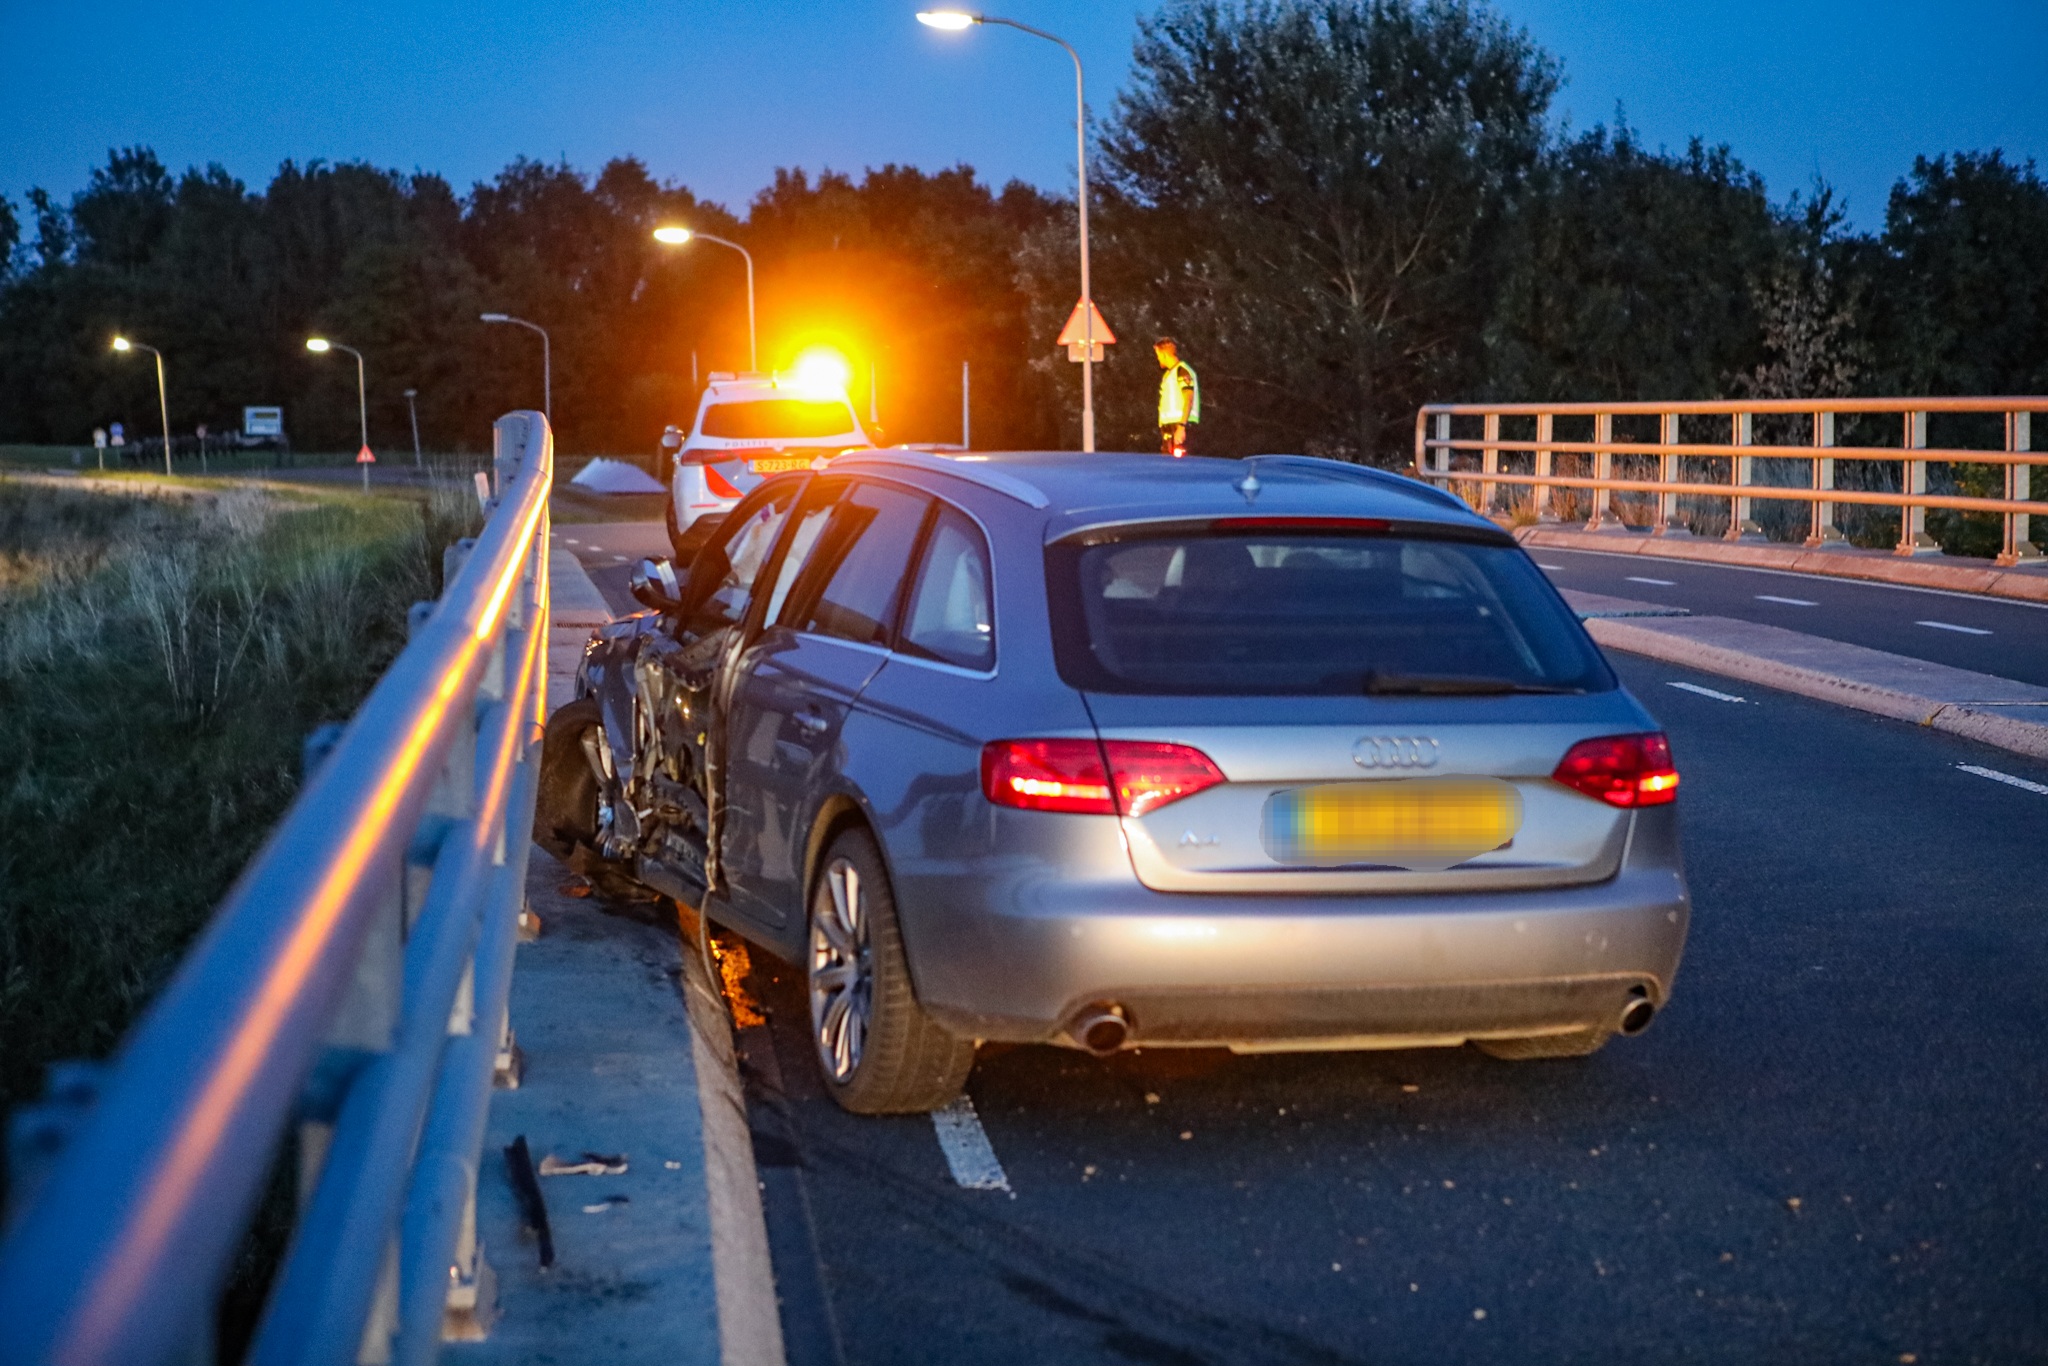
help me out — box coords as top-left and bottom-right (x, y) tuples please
(1056, 300), (1115, 363)
(356, 443), (376, 491)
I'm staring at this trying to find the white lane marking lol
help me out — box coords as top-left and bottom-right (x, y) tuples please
(1527, 547), (2048, 611)
(1536, 563), (1567, 571)
(1625, 575), (1676, 586)
(1755, 594), (1817, 606)
(1917, 620), (1992, 636)
(1667, 681), (1748, 703)
(561, 538), (581, 545)
(611, 554), (630, 563)
(932, 1095), (1012, 1192)
(1957, 764), (2048, 796)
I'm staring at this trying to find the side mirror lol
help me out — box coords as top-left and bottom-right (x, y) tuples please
(629, 556), (682, 612)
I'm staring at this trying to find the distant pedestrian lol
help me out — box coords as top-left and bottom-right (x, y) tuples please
(1155, 338), (1200, 457)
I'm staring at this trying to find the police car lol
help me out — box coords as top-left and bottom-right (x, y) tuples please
(664, 371), (874, 560)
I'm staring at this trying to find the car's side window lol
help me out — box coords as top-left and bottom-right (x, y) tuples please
(898, 504), (995, 671)
(682, 483), (799, 635)
(757, 481), (844, 629)
(778, 481), (932, 648)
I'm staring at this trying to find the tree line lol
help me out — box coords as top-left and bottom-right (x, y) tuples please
(5, 0), (2048, 466)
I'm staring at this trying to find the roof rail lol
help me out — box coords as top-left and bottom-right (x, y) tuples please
(838, 448), (1051, 509)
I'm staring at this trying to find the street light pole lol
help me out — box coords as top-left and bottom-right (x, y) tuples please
(651, 227), (757, 373)
(305, 338), (372, 490)
(111, 336), (173, 475)
(479, 313), (552, 420)
(918, 11), (1095, 451)
(403, 388), (422, 467)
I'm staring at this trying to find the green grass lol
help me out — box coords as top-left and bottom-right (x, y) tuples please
(0, 474), (481, 1120)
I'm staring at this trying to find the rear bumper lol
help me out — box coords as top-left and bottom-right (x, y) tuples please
(902, 811), (1689, 1049)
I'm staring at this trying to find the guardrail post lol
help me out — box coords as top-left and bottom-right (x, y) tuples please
(1432, 411), (1450, 477)
(1898, 410), (1937, 555)
(1480, 412), (1499, 513)
(1727, 412), (1761, 540)
(1807, 411), (1841, 546)
(1654, 413), (1679, 535)
(2000, 412), (2039, 566)
(1534, 413), (1555, 521)
(1586, 413), (1614, 529)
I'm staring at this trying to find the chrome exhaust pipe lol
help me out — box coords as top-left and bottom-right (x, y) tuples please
(1618, 995), (1657, 1036)
(1071, 1005), (1129, 1056)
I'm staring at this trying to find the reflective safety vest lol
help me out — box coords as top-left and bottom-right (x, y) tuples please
(1158, 360), (1201, 425)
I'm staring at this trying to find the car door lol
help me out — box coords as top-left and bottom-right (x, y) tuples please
(722, 478), (934, 931)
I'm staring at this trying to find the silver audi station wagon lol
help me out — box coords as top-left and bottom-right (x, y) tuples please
(538, 450), (1690, 1114)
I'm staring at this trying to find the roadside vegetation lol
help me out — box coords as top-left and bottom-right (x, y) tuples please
(0, 475), (478, 1121)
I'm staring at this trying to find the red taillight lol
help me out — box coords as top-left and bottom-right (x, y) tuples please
(981, 739), (1225, 817)
(1551, 732), (1679, 808)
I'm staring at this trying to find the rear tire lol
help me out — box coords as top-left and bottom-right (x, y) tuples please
(666, 503), (722, 567)
(807, 828), (974, 1114)
(1475, 1027), (1612, 1060)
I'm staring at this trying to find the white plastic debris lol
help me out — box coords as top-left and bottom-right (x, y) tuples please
(570, 458), (666, 494)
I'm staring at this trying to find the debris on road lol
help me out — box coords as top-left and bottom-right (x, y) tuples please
(539, 1151), (629, 1176)
(504, 1135), (555, 1269)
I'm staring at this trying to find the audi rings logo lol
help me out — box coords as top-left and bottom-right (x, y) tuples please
(1351, 736), (1441, 769)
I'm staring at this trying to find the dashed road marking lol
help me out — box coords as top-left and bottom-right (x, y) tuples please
(1536, 563), (1567, 571)
(1668, 681), (1748, 704)
(932, 1095), (1012, 1192)
(1626, 575), (1676, 586)
(611, 554), (630, 563)
(1957, 764), (2048, 796)
(1917, 620), (1992, 636)
(1755, 594), (1817, 606)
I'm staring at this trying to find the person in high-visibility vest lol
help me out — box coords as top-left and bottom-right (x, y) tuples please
(1155, 338), (1200, 457)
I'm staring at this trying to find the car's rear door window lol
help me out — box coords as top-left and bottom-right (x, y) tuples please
(778, 482), (932, 647)
(897, 505), (995, 671)
(1049, 530), (1613, 696)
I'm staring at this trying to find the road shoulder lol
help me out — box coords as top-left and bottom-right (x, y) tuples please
(1579, 605), (2048, 759)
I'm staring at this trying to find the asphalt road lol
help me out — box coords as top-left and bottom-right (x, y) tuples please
(1532, 547), (2048, 688)
(559, 520), (2048, 1362)
(726, 653), (2048, 1366)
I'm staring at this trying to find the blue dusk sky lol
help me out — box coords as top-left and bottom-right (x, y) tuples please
(3, 0), (2043, 231)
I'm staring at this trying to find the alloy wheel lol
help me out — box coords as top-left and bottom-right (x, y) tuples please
(809, 857), (873, 1083)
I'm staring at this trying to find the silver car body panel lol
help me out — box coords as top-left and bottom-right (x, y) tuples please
(654, 451), (1692, 1053)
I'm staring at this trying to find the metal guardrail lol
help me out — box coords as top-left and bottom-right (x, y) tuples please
(1414, 397), (2048, 566)
(0, 412), (554, 1365)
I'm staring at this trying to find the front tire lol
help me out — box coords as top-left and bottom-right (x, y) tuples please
(807, 828), (974, 1114)
(533, 698), (645, 903)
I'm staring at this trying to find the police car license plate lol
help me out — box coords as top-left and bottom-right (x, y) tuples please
(1261, 778), (1521, 868)
(747, 455), (814, 475)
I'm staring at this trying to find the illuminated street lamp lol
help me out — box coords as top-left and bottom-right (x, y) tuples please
(652, 225), (758, 373)
(110, 335), (173, 476)
(479, 312), (551, 420)
(305, 337), (373, 490)
(918, 9), (1098, 451)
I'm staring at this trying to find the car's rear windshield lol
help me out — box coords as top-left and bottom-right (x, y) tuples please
(699, 399), (857, 440)
(1047, 530), (1614, 696)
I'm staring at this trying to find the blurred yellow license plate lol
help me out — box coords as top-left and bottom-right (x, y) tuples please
(1262, 778), (1522, 870)
(748, 455), (815, 474)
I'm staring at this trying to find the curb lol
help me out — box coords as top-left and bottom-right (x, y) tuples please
(538, 541), (787, 1365)
(1519, 525), (2048, 604)
(1585, 614), (2048, 760)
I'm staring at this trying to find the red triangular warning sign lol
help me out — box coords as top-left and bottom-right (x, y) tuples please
(1055, 299), (1116, 347)
(356, 445), (377, 464)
